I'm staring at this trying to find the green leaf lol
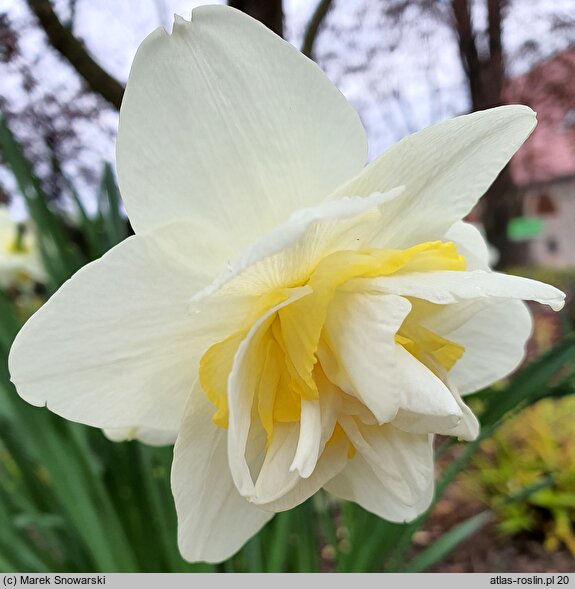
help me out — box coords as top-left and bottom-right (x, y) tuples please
(339, 504), (407, 572)
(479, 333), (575, 429)
(502, 474), (555, 506)
(0, 117), (84, 287)
(64, 175), (106, 260)
(401, 511), (491, 572)
(264, 511), (293, 572)
(98, 163), (127, 247)
(530, 489), (575, 510)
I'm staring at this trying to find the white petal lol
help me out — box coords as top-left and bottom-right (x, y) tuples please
(290, 398), (322, 478)
(316, 367), (343, 446)
(194, 187), (404, 300)
(392, 346), (464, 436)
(252, 423), (301, 504)
(258, 431), (348, 512)
(446, 384), (480, 441)
(424, 299), (533, 395)
(117, 5), (367, 245)
(325, 419), (434, 522)
(331, 106), (536, 249)
(227, 286), (312, 498)
(325, 453), (433, 522)
(365, 270), (565, 311)
(172, 385), (272, 563)
(320, 291), (412, 423)
(9, 221), (234, 432)
(103, 426), (177, 446)
(444, 221), (491, 271)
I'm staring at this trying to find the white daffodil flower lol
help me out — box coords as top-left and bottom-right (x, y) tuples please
(9, 6), (565, 563)
(0, 208), (45, 288)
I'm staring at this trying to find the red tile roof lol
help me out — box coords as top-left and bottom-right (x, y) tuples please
(505, 46), (575, 186)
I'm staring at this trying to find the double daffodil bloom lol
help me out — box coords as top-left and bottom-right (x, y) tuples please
(9, 6), (564, 562)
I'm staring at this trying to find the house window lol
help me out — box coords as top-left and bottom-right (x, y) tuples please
(536, 194), (557, 215)
(547, 238), (559, 254)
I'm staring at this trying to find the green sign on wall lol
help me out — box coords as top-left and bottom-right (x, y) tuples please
(507, 217), (543, 242)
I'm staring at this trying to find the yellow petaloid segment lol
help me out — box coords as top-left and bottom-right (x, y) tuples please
(199, 330), (244, 428)
(256, 338), (281, 438)
(199, 288), (296, 428)
(256, 327), (301, 443)
(199, 241), (466, 435)
(328, 422), (356, 458)
(271, 317), (314, 403)
(395, 328), (464, 373)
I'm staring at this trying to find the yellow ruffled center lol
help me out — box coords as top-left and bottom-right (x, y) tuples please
(199, 241), (466, 443)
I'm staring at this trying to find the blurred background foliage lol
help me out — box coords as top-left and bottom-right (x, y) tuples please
(1, 0), (575, 573)
(465, 396), (575, 555)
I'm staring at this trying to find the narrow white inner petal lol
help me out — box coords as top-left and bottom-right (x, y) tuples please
(290, 398), (322, 478)
(253, 423), (301, 504)
(226, 320), (268, 497)
(315, 367), (343, 447)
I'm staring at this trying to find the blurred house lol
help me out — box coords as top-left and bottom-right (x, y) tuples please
(506, 46), (575, 267)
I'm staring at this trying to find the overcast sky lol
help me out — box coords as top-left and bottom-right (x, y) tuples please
(1, 0), (574, 216)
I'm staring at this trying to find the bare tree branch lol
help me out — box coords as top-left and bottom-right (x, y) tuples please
(451, 0), (484, 109)
(25, 0), (124, 110)
(301, 0), (334, 60)
(451, 0), (525, 267)
(228, 0), (284, 37)
(486, 0), (504, 105)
